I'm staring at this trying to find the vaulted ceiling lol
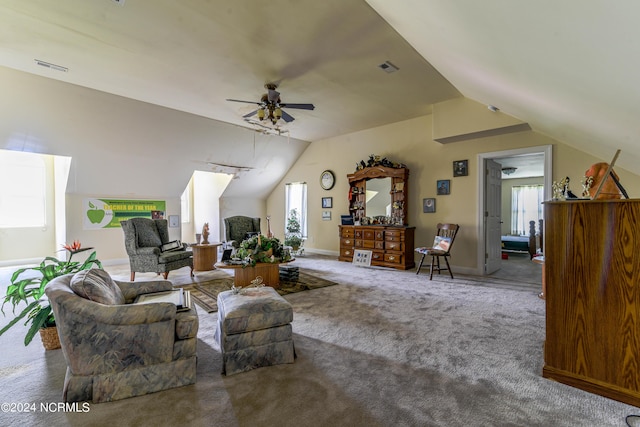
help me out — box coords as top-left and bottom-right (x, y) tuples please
(1, 0), (638, 176)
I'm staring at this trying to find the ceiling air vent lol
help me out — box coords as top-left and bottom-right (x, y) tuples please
(378, 61), (399, 73)
(34, 60), (67, 72)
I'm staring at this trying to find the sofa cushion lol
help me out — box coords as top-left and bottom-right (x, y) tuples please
(70, 269), (125, 305)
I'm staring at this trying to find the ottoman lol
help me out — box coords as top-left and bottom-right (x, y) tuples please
(214, 287), (295, 375)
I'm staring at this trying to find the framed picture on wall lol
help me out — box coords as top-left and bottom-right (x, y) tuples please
(437, 180), (451, 195)
(322, 197), (333, 208)
(423, 198), (436, 213)
(453, 160), (468, 177)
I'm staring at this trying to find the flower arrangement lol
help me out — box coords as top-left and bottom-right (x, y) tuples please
(234, 234), (291, 267)
(0, 241), (102, 346)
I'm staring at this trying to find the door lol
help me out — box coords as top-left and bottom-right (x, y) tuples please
(485, 159), (502, 274)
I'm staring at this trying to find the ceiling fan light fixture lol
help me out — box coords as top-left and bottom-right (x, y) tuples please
(274, 108), (282, 120)
(257, 109), (265, 120)
(502, 167), (517, 175)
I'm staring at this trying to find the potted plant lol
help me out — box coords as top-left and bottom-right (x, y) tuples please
(284, 209), (303, 251)
(0, 241), (102, 349)
(235, 234), (290, 266)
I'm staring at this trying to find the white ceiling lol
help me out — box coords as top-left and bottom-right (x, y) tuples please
(1, 0), (638, 175)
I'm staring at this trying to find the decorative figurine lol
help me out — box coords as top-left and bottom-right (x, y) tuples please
(201, 222), (210, 245)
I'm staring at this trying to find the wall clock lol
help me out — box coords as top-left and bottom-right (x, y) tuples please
(320, 170), (336, 190)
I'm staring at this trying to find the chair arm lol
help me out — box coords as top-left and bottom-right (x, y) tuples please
(62, 297), (176, 325)
(115, 280), (173, 303)
(133, 246), (161, 256)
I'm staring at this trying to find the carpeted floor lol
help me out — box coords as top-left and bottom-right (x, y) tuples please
(1, 254), (638, 426)
(179, 270), (338, 312)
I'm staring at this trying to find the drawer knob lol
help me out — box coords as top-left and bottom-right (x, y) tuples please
(389, 256), (395, 261)
(346, 250), (351, 255)
(345, 239), (351, 244)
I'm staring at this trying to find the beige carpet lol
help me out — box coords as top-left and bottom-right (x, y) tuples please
(178, 270), (338, 312)
(1, 255), (637, 426)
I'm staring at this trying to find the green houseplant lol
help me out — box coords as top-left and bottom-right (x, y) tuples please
(0, 241), (102, 347)
(234, 234), (290, 266)
(284, 208), (303, 250)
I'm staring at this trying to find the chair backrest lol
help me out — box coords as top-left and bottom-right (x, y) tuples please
(121, 218), (170, 253)
(224, 216), (261, 246)
(434, 223), (460, 254)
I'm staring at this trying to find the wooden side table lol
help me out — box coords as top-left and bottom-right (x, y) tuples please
(191, 243), (222, 271)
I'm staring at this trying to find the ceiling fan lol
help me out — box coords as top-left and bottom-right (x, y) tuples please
(226, 83), (315, 125)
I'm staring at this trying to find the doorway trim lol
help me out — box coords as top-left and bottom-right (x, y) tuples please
(476, 145), (552, 275)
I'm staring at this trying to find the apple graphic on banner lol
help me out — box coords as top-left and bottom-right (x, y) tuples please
(87, 201), (106, 224)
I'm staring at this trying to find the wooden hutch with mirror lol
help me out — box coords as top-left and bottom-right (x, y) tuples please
(338, 161), (415, 270)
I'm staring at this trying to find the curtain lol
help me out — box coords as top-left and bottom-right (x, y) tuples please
(285, 182), (308, 237)
(511, 185), (544, 235)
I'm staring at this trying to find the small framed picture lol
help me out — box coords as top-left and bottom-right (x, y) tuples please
(423, 198), (436, 213)
(453, 160), (468, 177)
(322, 197), (333, 208)
(437, 179), (451, 195)
(322, 210), (331, 220)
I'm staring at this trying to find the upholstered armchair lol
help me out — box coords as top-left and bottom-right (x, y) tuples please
(223, 216), (261, 248)
(45, 269), (198, 403)
(121, 218), (193, 281)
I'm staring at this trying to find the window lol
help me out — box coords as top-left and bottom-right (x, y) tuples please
(0, 151), (47, 228)
(180, 184), (190, 223)
(285, 182), (307, 237)
(511, 185), (544, 235)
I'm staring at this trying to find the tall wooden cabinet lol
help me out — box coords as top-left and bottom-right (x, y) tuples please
(339, 225), (415, 270)
(543, 199), (640, 407)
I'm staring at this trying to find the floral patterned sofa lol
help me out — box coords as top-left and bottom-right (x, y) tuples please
(45, 269), (198, 403)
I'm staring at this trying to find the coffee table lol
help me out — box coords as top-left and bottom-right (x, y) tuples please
(214, 260), (294, 289)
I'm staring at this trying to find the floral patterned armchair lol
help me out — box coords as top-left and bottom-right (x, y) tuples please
(45, 269), (198, 403)
(121, 218), (193, 281)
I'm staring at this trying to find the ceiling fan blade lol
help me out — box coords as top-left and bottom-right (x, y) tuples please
(267, 89), (280, 103)
(280, 103), (315, 110)
(243, 110), (258, 118)
(226, 98), (261, 105)
(281, 110), (295, 123)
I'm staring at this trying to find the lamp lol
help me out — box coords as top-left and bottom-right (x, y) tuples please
(502, 167), (517, 175)
(257, 109), (265, 120)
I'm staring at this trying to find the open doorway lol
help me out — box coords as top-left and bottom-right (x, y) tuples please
(476, 145), (552, 280)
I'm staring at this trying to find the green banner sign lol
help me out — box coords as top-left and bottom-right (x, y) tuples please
(83, 198), (166, 229)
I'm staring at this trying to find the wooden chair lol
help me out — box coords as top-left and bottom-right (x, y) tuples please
(415, 223), (460, 280)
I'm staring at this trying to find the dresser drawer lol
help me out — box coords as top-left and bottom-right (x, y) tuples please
(385, 230), (403, 240)
(385, 241), (404, 251)
(341, 229), (354, 238)
(362, 240), (376, 249)
(363, 229), (376, 240)
(371, 251), (385, 263)
(374, 240), (384, 250)
(341, 248), (354, 258)
(384, 253), (403, 264)
(341, 237), (354, 247)
(354, 229), (363, 239)
(374, 230), (384, 240)
(354, 240), (363, 248)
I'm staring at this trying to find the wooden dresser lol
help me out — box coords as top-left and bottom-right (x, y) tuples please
(339, 225), (415, 270)
(543, 199), (640, 406)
